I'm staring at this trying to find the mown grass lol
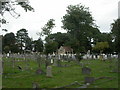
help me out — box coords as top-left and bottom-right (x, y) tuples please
(2, 57), (119, 88)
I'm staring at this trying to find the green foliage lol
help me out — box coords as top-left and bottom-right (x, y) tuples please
(111, 19), (120, 53)
(33, 38), (43, 52)
(45, 32), (71, 48)
(45, 41), (58, 54)
(62, 3), (99, 53)
(16, 28), (30, 53)
(62, 4), (94, 32)
(2, 32), (18, 53)
(18, 2), (34, 12)
(3, 46), (10, 53)
(92, 42), (109, 53)
(41, 19), (55, 36)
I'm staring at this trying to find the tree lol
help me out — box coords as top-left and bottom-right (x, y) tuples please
(2, 32), (19, 53)
(33, 38), (43, 52)
(39, 19), (55, 54)
(0, 0), (34, 31)
(45, 32), (70, 48)
(92, 42), (109, 54)
(25, 37), (32, 51)
(62, 4), (96, 53)
(111, 19), (120, 58)
(16, 28), (30, 53)
(41, 19), (55, 37)
(45, 41), (58, 54)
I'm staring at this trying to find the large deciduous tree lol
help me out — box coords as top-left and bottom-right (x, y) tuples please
(62, 4), (96, 53)
(111, 19), (120, 58)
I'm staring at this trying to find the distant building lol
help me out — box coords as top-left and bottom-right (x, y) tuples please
(118, 1), (120, 19)
(58, 46), (73, 55)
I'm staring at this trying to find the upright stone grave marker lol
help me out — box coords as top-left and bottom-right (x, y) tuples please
(82, 67), (91, 75)
(36, 68), (45, 75)
(51, 59), (53, 64)
(53, 59), (57, 66)
(84, 77), (95, 84)
(32, 82), (40, 89)
(46, 66), (52, 77)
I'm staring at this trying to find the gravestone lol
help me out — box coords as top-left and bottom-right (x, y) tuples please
(84, 77), (95, 84)
(36, 68), (45, 75)
(51, 59), (53, 64)
(53, 59), (57, 66)
(12, 58), (15, 68)
(82, 67), (91, 75)
(24, 63), (30, 71)
(80, 62), (84, 67)
(57, 59), (61, 67)
(46, 66), (52, 77)
(32, 82), (39, 89)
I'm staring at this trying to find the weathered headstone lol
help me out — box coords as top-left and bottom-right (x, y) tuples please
(82, 67), (91, 75)
(32, 82), (39, 89)
(46, 66), (52, 77)
(80, 62), (84, 67)
(36, 68), (45, 75)
(84, 77), (95, 84)
(53, 59), (57, 66)
(57, 59), (61, 67)
(12, 58), (15, 68)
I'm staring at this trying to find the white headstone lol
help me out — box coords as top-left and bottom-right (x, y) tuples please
(51, 59), (53, 63)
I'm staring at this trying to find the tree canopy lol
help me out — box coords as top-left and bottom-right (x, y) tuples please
(62, 4), (99, 53)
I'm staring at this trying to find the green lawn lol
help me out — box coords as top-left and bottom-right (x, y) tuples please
(2, 58), (119, 88)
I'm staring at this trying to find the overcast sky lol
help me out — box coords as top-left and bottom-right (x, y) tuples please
(1, 0), (119, 40)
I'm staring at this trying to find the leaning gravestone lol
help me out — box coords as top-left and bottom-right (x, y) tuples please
(82, 67), (91, 75)
(84, 77), (95, 84)
(46, 66), (52, 77)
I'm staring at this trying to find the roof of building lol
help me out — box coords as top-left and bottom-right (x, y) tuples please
(59, 46), (73, 52)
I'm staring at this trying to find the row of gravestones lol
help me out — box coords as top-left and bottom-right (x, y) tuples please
(83, 54), (118, 60)
(3, 53), (77, 61)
